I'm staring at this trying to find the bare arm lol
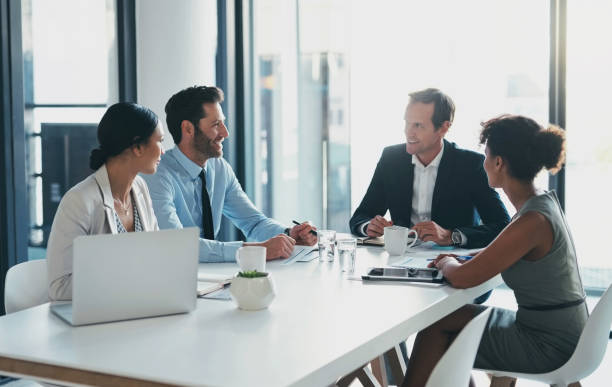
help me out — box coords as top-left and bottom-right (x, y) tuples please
(437, 211), (553, 288)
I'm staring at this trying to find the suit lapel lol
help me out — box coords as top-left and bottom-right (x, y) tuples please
(132, 184), (151, 231)
(431, 140), (454, 221)
(94, 165), (118, 234)
(393, 152), (414, 227)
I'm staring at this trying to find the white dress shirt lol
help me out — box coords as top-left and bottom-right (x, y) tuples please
(410, 143), (444, 226)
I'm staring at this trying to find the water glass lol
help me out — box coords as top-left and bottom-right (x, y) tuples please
(317, 230), (336, 262)
(337, 238), (357, 272)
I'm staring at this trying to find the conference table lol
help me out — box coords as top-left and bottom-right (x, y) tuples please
(0, 243), (502, 386)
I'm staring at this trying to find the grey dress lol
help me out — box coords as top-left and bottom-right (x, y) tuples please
(474, 191), (588, 373)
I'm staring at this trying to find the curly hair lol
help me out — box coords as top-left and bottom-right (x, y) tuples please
(479, 114), (566, 181)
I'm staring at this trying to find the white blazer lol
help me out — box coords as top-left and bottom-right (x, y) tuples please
(47, 165), (159, 301)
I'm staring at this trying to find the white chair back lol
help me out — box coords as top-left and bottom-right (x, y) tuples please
(480, 283), (612, 386)
(551, 284), (612, 382)
(4, 259), (48, 314)
(426, 308), (492, 387)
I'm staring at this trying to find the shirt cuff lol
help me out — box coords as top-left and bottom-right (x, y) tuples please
(359, 221), (370, 237)
(198, 239), (244, 263)
(457, 230), (468, 247)
(221, 241), (244, 262)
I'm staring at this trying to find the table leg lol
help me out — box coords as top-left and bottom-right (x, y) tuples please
(385, 344), (407, 384)
(370, 355), (388, 387)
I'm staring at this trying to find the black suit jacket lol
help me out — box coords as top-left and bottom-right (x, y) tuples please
(349, 140), (510, 248)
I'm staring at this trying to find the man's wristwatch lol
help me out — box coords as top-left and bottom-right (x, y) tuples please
(451, 229), (463, 246)
(284, 228), (291, 236)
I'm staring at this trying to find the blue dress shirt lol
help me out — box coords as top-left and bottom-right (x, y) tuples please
(142, 147), (286, 262)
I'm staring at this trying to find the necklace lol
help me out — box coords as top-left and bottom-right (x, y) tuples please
(113, 196), (132, 216)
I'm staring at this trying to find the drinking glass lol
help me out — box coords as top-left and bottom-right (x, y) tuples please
(337, 238), (357, 272)
(317, 230), (336, 262)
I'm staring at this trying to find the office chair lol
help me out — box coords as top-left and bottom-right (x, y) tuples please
(4, 259), (48, 314)
(424, 308), (492, 387)
(479, 283), (612, 387)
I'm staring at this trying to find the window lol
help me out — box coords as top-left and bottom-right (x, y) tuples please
(349, 0), (549, 217)
(251, 0), (549, 230)
(565, 1), (612, 291)
(22, 0), (118, 259)
(252, 0), (350, 230)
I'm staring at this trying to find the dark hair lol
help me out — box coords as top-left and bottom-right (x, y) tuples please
(89, 102), (159, 170)
(479, 115), (566, 181)
(165, 85), (224, 144)
(408, 88), (455, 129)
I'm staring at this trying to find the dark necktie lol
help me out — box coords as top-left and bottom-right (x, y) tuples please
(199, 170), (215, 240)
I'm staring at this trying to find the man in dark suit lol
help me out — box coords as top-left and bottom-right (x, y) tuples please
(350, 88), (509, 248)
(351, 88), (510, 383)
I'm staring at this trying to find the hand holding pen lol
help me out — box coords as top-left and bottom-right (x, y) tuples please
(291, 220), (318, 246)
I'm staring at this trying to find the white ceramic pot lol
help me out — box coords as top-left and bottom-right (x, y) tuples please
(229, 273), (276, 311)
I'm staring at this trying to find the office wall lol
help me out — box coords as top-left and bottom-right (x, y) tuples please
(135, 0), (217, 150)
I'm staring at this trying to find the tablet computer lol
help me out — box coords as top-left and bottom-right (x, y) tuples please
(361, 267), (444, 283)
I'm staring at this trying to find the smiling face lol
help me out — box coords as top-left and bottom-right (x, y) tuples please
(404, 102), (449, 165)
(193, 102), (229, 160)
(138, 122), (165, 174)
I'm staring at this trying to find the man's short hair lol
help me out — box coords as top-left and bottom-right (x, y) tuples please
(408, 88), (455, 129)
(165, 85), (224, 144)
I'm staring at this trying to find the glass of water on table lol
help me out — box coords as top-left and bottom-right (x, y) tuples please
(337, 238), (357, 272)
(317, 230), (336, 262)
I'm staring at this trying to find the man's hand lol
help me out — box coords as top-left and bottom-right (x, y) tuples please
(289, 222), (317, 246)
(412, 221), (452, 245)
(249, 234), (296, 260)
(366, 215), (393, 237)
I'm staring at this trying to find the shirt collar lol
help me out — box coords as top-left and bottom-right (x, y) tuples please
(412, 141), (445, 169)
(171, 147), (205, 180)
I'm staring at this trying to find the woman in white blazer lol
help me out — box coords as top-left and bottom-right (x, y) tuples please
(47, 102), (165, 301)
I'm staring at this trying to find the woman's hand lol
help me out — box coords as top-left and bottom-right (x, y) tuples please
(428, 253), (459, 269)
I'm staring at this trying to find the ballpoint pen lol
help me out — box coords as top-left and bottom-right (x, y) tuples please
(427, 255), (473, 261)
(292, 220), (318, 236)
(197, 280), (231, 297)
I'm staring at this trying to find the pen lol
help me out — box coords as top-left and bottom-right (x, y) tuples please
(292, 220), (318, 236)
(427, 255), (473, 261)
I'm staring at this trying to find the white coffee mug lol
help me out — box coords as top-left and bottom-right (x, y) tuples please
(384, 226), (418, 255)
(236, 246), (267, 272)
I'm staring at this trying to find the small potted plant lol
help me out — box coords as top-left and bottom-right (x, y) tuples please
(229, 270), (276, 310)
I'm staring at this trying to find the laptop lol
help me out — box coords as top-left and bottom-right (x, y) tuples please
(51, 227), (199, 326)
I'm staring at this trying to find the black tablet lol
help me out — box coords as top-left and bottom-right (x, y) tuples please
(362, 267), (444, 283)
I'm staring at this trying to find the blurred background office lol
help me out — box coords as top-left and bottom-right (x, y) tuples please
(1, 0), (611, 314)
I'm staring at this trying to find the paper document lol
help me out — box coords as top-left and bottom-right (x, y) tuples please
(197, 280), (232, 300)
(281, 245), (318, 265)
(389, 242), (482, 268)
(198, 272), (233, 282)
(197, 272), (234, 300)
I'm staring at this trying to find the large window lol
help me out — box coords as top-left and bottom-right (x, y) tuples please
(22, 0), (118, 259)
(252, 0), (350, 231)
(565, 1), (612, 291)
(251, 0), (548, 230)
(349, 0), (550, 216)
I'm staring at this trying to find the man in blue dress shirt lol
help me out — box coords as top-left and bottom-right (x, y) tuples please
(142, 85), (316, 262)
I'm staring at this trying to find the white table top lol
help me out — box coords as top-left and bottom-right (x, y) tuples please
(0, 245), (501, 387)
